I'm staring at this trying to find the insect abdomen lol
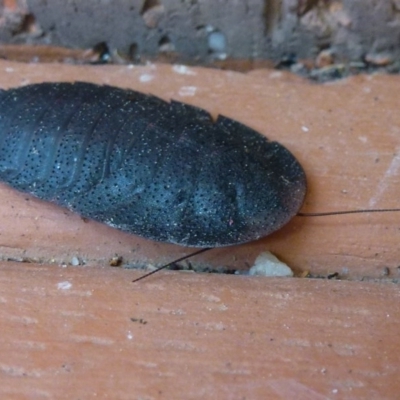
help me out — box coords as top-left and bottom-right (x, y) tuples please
(0, 83), (145, 201)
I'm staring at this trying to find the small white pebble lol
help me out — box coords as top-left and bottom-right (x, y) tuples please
(269, 71), (283, 79)
(127, 331), (134, 340)
(301, 126), (309, 132)
(248, 251), (293, 277)
(71, 256), (80, 266)
(172, 64), (196, 75)
(358, 136), (367, 143)
(139, 74), (154, 83)
(218, 53), (228, 60)
(5, 67), (14, 73)
(208, 31), (226, 53)
(57, 281), (72, 290)
(178, 86), (197, 97)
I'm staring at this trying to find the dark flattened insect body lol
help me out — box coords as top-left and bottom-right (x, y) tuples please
(0, 82), (307, 247)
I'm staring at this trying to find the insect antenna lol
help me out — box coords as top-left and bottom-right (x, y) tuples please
(132, 247), (211, 283)
(133, 209), (400, 282)
(297, 208), (400, 217)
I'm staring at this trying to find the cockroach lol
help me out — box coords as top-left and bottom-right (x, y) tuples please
(0, 81), (398, 282)
(0, 81), (306, 245)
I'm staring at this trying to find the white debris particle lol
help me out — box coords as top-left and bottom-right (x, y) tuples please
(172, 64), (196, 75)
(139, 74), (154, 83)
(178, 86), (197, 97)
(208, 31), (226, 53)
(71, 256), (81, 266)
(248, 251), (293, 277)
(145, 61), (156, 69)
(269, 71), (283, 79)
(358, 136), (367, 143)
(301, 126), (309, 132)
(57, 281), (72, 290)
(127, 331), (134, 340)
(5, 67), (14, 73)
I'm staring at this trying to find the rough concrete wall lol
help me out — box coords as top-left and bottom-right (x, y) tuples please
(1, 0), (399, 64)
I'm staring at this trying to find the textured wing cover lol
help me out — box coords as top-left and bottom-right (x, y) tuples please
(0, 82), (306, 247)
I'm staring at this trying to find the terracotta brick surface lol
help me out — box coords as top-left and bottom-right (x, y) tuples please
(1, 262), (400, 399)
(0, 61), (399, 278)
(0, 60), (399, 399)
